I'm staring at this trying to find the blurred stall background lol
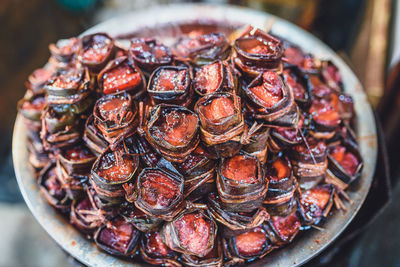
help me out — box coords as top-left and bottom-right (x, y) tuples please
(1, 0), (399, 266)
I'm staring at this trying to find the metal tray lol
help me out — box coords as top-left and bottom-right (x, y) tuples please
(12, 3), (378, 266)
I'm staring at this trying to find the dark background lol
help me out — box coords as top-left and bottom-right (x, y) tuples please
(1, 0), (399, 266)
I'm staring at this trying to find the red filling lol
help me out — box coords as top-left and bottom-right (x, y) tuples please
(176, 33), (226, 57)
(56, 37), (80, 56)
(102, 64), (142, 94)
(310, 98), (340, 127)
(81, 35), (112, 63)
(282, 69), (306, 99)
(284, 46), (305, 66)
(271, 212), (301, 241)
(269, 158), (290, 182)
(202, 97), (235, 122)
(97, 151), (134, 182)
(250, 72), (283, 108)
(130, 39), (170, 64)
(294, 139), (327, 155)
(309, 76), (332, 98)
(51, 69), (82, 89)
(222, 155), (258, 184)
(153, 69), (187, 92)
(143, 231), (175, 258)
(64, 145), (94, 161)
(194, 62), (223, 94)
(174, 211), (212, 256)
(98, 217), (136, 254)
(330, 145), (359, 175)
(235, 227), (267, 257)
(244, 37), (279, 55)
(152, 110), (198, 147)
(300, 186), (331, 220)
(98, 96), (130, 122)
(141, 170), (179, 209)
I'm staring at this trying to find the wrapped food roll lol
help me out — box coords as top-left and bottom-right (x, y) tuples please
(244, 71), (299, 128)
(94, 216), (140, 257)
(208, 192), (269, 238)
(291, 138), (328, 190)
(173, 32), (230, 66)
(147, 65), (193, 107)
(217, 152), (268, 212)
(180, 237), (223, 267)
(298, 184), (335, 225)
(90, 145), (139, 204)
(195, 92), (245, 158)
(78, 33), (115, 72)
(140, 230), (181, 267)
(263, 156), (298, 216)
(38, 163), (71, 213)
(193, 60), (236, 96)
(93, 92), (138, 148)
(130, 38), (172, 75)
(263, 209), (301, 246)
(234, 28), (283, 77)
(97, 56), (146, 97)
(162, 207), (217, 257)
(145, 104), (200, 163)
(223, 225), (274, 265)
(132, 167), (184, 221)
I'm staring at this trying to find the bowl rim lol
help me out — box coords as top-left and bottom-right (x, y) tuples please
(12, 3), (377, 267)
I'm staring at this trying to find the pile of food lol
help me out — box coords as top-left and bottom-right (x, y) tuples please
(18, 25), (363, 266)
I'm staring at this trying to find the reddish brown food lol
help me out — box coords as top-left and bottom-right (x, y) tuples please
(21, 96), (46, 111)
(97, 217), (138, 254)
(130, 38), (172, 72)
(152, 110), (198, 147)
(173, 211), (213, 255)
(282, 69), (306, 99)
(250, 72), (283, 108)
(269, 158), (291, 182)
(235, 227), (267, 257)
(194, 62), (223, 94)
(271, 212), (301, 242)
(141, 171), (179, 209)
(310, 98), (340, 127)
(222, 154), (258, 184)
(64, 145), (94, 161)
(202, 97), (235, 122)
(153, 68), (188, 92)
(80, 34), (113, 63)
(98, 95), (130, 122)
(49, 68), (83, 90)
(96, 152), (134, 182)
(143, 231), (175, 258)
(294, 139), (327, 155)
(44, 170), (65, 200)
(330, 145), (359, 175)
(300, 186), (332, 221)
(102, 63), (142, 95)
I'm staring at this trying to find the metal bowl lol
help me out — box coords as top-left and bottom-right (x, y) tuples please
(12, 3), (377, 266)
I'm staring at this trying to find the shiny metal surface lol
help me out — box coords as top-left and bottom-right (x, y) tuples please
(12, 3), (377, 267)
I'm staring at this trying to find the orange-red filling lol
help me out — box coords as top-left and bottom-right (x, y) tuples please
(102, 64), (142, 94)
(98, 217), (136, 254)
(310, 98), (340, 127)
(282, 69), (306, 99)
(153, 110), (198, 147)
(153, 69), (187, 92)
(64, 145), (94, 161)
(174, 212), (212, 256)
(300, 187), (331, 219)
(202, 97), (235, 122)
(194, 62), (222, 94)
(271, 212), (300, 240)
(235, 227), (267, 257)
(97, 152), (134, 182)
(81, 35), (111, 63)
(330, 145), (359, 175)
(269, 158), (290, 182)
(98, 96), (129, 122)
(144, 231), (174, 258)
(222, 155), (258, 184)
(250, 72), (283, 108)
(141, 171), (179, 208)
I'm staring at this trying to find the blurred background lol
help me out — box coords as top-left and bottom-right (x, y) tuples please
(1, 0), (400, 266)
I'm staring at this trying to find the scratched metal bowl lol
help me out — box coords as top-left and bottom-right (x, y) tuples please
(12, 3), (377, 267)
